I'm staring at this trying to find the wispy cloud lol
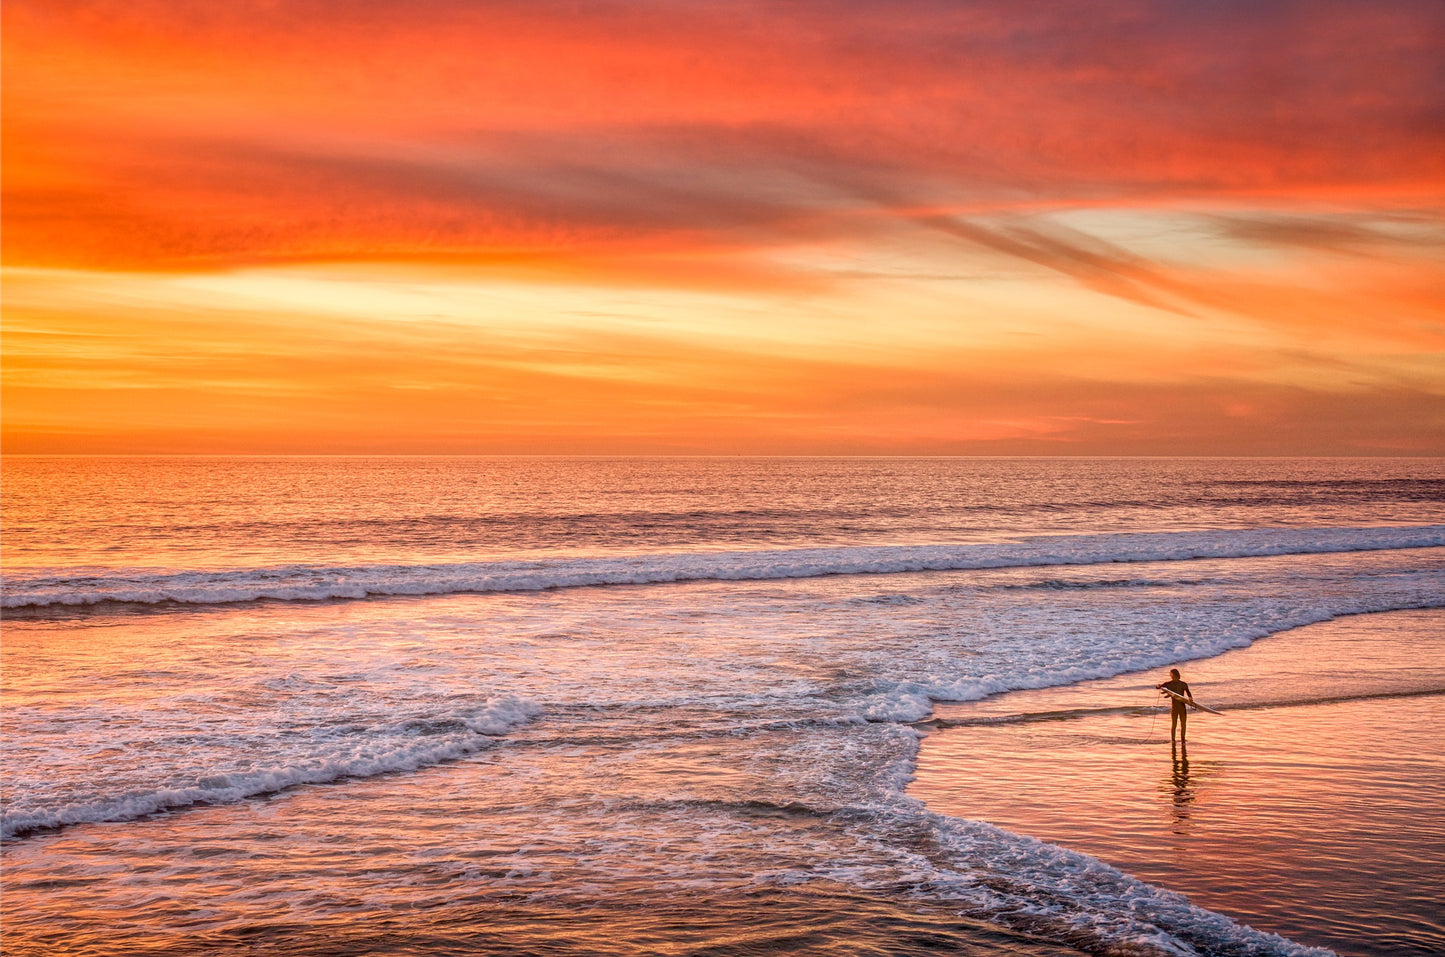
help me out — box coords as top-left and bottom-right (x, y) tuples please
(8, 0), (1443, 271)
(4, 0), (1442, 452)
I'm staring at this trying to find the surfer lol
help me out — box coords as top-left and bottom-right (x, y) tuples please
(1155, 668), (1193, 743)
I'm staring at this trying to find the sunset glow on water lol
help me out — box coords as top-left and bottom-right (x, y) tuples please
(3, 457), (1443, 955)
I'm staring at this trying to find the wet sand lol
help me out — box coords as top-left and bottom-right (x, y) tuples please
(909, 609), (1445, 957)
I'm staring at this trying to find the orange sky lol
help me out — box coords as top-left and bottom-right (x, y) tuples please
(4, 0), (1444, 454)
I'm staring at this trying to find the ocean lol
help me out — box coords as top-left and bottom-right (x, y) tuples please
(2, 456), (1442, 956)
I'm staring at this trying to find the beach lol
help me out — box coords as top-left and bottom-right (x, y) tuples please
(3, 456), (1442, 956)
(910, 609), (1445, 957)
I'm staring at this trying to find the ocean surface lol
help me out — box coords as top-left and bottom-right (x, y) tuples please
(2, 456), (1442, 956)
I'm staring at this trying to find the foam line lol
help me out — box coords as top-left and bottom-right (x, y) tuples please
(4, 525), (1441, 609)
(2, 697), (536, 840)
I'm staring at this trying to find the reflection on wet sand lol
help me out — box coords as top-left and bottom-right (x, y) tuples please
(1158, 744), (1219, 835)
(910, 610), (1445, 957)
(1166, 743), (1193, 829)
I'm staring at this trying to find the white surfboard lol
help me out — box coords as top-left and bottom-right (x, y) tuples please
(1160, 687), (1223, 715)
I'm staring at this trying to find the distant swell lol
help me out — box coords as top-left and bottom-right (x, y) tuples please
(4, 524), (1442, 609)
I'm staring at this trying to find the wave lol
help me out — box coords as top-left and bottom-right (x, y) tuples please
(4, 524), (1442, 610)
(999, 575), (1226, 591)
(901, 810), (1334, 957)
(800, 726), (1335, 956)
(1, 696), (536, 841)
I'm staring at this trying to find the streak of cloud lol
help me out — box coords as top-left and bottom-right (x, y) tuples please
(4, 0), (1442, 453)
(7, 0), (1443, 271)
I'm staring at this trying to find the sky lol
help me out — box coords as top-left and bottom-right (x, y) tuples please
(4, 0), (1444, 454)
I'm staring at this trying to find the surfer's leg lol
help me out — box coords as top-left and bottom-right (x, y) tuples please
(1179, 708), (1187, 743)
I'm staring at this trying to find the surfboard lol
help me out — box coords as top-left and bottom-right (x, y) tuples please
(1160, 687), (1223, 715)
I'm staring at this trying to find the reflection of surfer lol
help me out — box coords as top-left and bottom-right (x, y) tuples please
(1155, 668), (1193, 743)
(1168, 743), (1192, 827)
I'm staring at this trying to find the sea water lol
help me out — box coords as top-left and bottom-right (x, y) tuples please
(2, 457), (1442, 956)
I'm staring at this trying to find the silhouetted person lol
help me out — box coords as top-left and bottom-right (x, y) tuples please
(1155, 668), (1193, 743)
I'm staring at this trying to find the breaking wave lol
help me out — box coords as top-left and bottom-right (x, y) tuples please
(5, 524), (1441, 609)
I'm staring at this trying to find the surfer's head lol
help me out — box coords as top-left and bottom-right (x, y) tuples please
(1169, 668), (1181, 679)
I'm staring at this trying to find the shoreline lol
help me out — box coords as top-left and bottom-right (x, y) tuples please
(908, 608), (1445, 957)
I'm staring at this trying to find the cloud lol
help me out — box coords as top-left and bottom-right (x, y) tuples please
(1211, 213), (1445, 253)
(9, 307), (1443, 454)
(5, 1), (1442, 453)
(7, 263), (1443, 455)
(6, 0), (1444, 271)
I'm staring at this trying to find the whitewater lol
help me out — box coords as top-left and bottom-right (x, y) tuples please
(5, 525), (1442, 609)
(3, 456), (1442, 956)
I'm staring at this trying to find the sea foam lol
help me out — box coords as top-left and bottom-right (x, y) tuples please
(4, 524), (1441, 609)
(1, 696), (536, 841)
